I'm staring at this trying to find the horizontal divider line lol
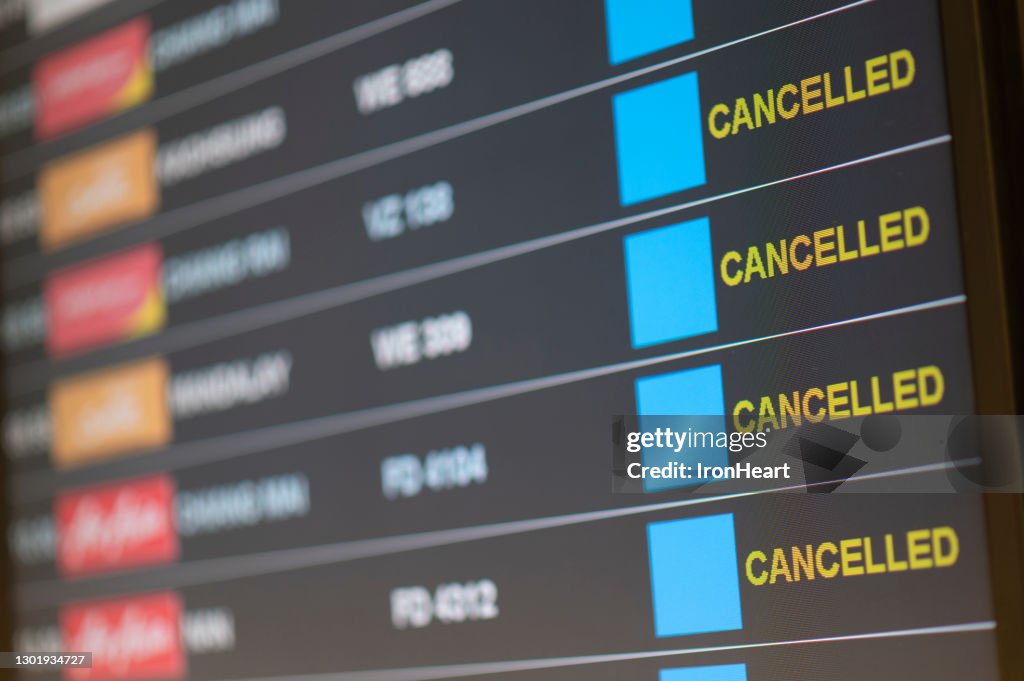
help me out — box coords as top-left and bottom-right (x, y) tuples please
(8, 290), (965, 505)
(4, 134), (952, 396)
(1, 0), (876, 285)
(201, 622), (996, 681)
(0, 0), (171, 73)
(0, 0), (463, 176)
(11, 458), (980, 610)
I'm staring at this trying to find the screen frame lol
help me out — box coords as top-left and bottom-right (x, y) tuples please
(0, 1), (1019, 676)
(941, 1), (1024, 678)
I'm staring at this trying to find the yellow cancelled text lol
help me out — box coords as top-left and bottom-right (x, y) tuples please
(720, 206), (929, 287)
(708, 49), (916, 139)
(745, 526), (959, 586)
(732, 365), (944, 433)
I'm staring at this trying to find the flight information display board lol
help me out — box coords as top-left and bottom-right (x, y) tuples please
(0, 1), (1010, 680)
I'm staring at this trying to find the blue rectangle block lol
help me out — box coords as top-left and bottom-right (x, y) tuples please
(660, 665), (747, 681)
(635, 364), (727, 491)
(605, 0), (695, 65)
(613, 72), (706, 206)
(647, 513), (743, 637)
(624, 217), (717, 348)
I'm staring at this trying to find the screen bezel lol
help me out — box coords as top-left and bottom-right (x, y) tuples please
(941, 1), (1024, 678)
(0, 1), (1020, 677)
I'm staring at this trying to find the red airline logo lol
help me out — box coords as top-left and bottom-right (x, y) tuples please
(34, 17), (153, 140)
(56, 475), (178, 578)
(45, 243), (166, 358)
(62, 592), (186, 681)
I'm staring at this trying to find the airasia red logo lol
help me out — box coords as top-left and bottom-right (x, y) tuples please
(62, 592), (185, 681)
(56, 475), (178, 577)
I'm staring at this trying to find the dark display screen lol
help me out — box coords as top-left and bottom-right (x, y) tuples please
(0, 2), (1008, 680)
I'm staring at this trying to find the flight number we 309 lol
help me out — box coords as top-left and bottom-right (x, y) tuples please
(370, 311), (472, 371)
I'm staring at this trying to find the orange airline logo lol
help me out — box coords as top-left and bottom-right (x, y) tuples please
(49, 357), (172, 469)
(38, 129), (159, 250)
